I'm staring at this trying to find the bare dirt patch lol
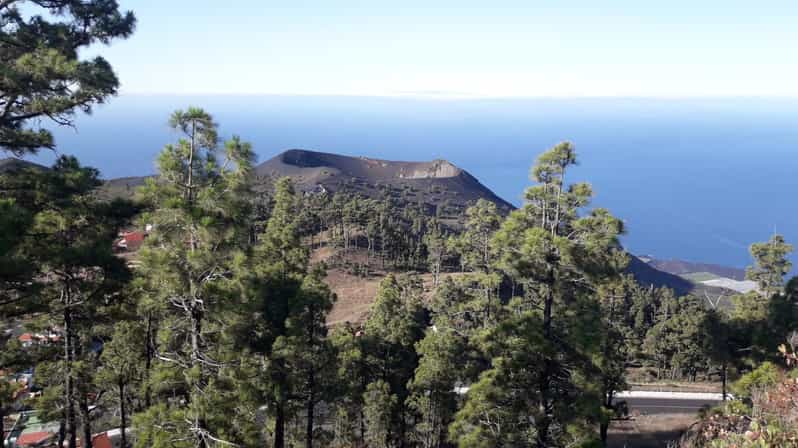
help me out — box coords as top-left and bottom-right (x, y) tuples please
(322, 256), (461, 326)
(608, 414), (697, 448)
(324, 269), (384, 325)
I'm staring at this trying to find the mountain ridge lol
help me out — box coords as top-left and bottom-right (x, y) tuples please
(0, 152), (731, 296)
(255, 149), (515, 212)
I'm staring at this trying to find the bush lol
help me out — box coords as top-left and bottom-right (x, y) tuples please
(731, 361), (781, 400)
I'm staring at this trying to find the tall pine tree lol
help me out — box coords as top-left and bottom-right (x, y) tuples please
(134, 108), (255, 447)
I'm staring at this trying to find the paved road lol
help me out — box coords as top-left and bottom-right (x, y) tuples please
(620, 397), (723, 415)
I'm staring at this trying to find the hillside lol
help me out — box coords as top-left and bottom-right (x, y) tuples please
(626, 255), (695, 296)
(0, 157), (45, 174)
(1, 153), (729, 301)
(255, 149), (515, 215)
(99, 175), (151, 199)
(0, 158), (151, 201)
(639, 256), (746, 281)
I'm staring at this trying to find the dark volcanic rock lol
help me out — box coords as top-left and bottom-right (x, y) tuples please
(255, 149), (514, 213)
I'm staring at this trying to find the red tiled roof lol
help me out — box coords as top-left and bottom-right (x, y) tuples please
(118, 231), (146, 252)
(92, 433), (113, 448)
(18, 333), (33, 342)
(17, 431), (54, 447)
(123, 231), (145, 243)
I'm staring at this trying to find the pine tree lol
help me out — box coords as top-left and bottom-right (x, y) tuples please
(644, 295), (712, 381)
(450, 313), (550, 448)
(424, 221), (447, 287)
(363, 274), (427, 447)
(15, 156), (131, 448)
(363, 380), (398, 448)
(460, 141), (627, 447)
(255, 177), (309, 281)
(454, 199), (502, 274)
(243, 177), (310, 448)
(134, 108), (255, 447)
(272, 266), (337, 448)
(330, 323), (371, 447)
(0, 0), (136, 155)
(730, 235), (796, 365)
(408, 329), (461, 448)
(595, 276), (635, 445)
(0, 192), (35, 312)
(746, 234), (793, 299)
(97, 322), (145, 448)
(447, 200), (504, 329)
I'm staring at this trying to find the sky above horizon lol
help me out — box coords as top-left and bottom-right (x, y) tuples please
(79, 1), (798, 98)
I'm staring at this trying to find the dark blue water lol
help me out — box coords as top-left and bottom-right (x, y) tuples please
(27, 95), (798, 273)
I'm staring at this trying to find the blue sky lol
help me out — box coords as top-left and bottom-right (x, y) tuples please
(82, 1), (798, 97)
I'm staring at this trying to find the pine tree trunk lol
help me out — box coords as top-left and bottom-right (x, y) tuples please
(306, 376), (315, 448)
(599, 386), (614, 447)
(359, 407), (366, 445)
(144, 314), (154, 409)
(120, 381), (128, 448)
(398, 400), (407, 448)
(721, 362), (727, 401)
(190, 302), (207, 448)
(600, 299), (617, 447)
(537, 278), (555, 447)
(64, 289), (78, 448)
(58, 419), (66, 448)
(187, 120), (196, 202)
(274, 400), (286, 448)
(80, 380), (91, 448)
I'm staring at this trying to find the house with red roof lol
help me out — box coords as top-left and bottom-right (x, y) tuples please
(17, 332), (60, 348)
(115, 231), (146, 252)
(17, 333), (34, 347)
(15, 430), (54, 447)
(91, 433), (113, 448)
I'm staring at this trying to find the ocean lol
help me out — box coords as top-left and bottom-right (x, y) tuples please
(27, 95), (798, 273)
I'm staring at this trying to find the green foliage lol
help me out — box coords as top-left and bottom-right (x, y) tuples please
(329, 275), (429, 448)
(424, 222), (448, 286)
(12, 131), (775, 448)
(364, 380), (399, 448)
(746, 234), (793, 298)
(467, 141), (627, 446)
(133, 404), (194, 448)
(727, 235), (798, 368)
(684, 347), (798, 448)
(450, 314), (548, 448)
(134, 108), (256, 447)
(0, 155), (134, 447)
(644, 295), (713, 380)
(454, 199), (502, 273)
(0, 197), (36, 315)
(255, 177), (309, 280)
(330, 324), (370, 446)
(0, 0), (136, 155)
(97, 322), (145, 448)
(408, 329), (461, 448)
(731, 361), (781, 400)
